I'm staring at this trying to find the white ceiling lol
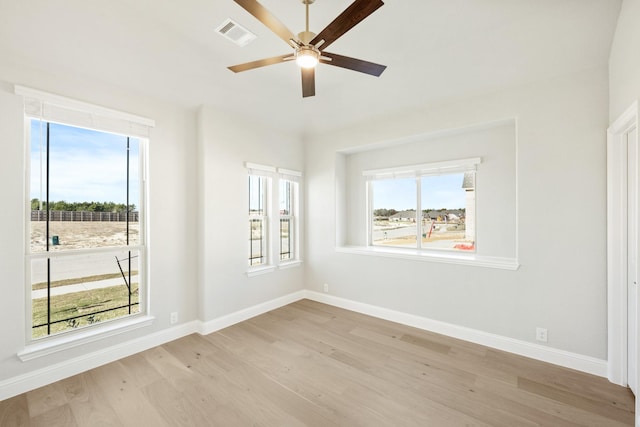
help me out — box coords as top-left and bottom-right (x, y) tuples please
(0, 0), (622, 136)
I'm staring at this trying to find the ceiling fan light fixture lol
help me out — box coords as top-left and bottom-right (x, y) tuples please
(295, 45), (320, 68)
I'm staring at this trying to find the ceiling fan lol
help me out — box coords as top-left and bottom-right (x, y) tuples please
(228, 0), (387, 98)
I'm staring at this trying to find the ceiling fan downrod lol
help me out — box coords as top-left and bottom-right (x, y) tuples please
(299, 0), (316, 45)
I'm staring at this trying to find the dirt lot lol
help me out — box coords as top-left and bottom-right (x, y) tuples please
(30, 221), (140, 252)
(377, 232), (467, 246)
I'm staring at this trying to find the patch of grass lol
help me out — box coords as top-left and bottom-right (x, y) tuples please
(32, 283), (139, 339)
(32, 271), (138, 290)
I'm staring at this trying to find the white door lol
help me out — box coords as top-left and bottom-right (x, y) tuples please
(628, 126), (639, 395)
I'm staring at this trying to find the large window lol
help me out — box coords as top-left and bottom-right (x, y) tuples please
(246, 163), (301, 272)
(19, 86), (152, 341)
(366, 158), (478, 252)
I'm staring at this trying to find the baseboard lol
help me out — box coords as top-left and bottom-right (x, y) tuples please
(0, 289), (609, 402)
(0, 321), (199, 401)
(304, 291), (608, 378)
(197, 290), (307, 335)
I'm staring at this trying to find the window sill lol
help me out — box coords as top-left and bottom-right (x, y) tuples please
(278, 260), (303, 270)
(246, 265), (276, 277)
(18, 315), (155, 361)
(246, 261), (302, 276)
(335, 246), (519, 270)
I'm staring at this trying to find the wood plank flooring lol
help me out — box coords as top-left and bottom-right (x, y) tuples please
(0, 299), (635, 426)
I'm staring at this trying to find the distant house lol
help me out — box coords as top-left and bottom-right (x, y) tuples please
(424, 209), (464, 222)
(424, 211), (439, 221)
(389, 210), (417, 222)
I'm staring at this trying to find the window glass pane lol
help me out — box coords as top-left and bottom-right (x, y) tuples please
(29, 120), (140, 253)
(279, 180), (292, 214)
(249, 218), (266, 266)
(280, 218), (291, 260)
(279, 180), (294, 260)
(371, 178), (417, 248)
(421, 172), (475, 251)
(249, 175), (265, 215)
(31, 250), (140, 338)
(249, 175), (267, 266)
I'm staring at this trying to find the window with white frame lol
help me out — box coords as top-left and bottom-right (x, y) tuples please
(279, 179), (294, 260)
(18, 86), (152, 340)
(278, 169), (301, 262)
(365, 158), (479, 252)
(247, 163), (301, 271)
(248, 173), (269, 266)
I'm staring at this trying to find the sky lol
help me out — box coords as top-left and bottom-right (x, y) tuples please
(248, 177), (294, 213)
(30, 120), (140, 206)
(373, 173), (466, 211)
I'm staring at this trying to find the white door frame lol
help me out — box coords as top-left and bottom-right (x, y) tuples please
(608, 100), (639, 386)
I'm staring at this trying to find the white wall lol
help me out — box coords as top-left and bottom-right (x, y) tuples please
(0, 0), (630, 394)
(197, 106), (305, 323)
(0, 68), (199, 384)
(610, 0), (640, 120)
(305, 66), (609, 359)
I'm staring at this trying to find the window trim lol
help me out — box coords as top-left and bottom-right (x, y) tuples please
(363, 157), (481, 179)
(335, 245), (519, 270)
(19, 87), (152, 348)
(15, 85), (154, 137)
(17, 314), (155, 361)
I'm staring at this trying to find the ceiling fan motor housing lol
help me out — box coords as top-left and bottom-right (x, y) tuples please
(298, 31), (316, 45)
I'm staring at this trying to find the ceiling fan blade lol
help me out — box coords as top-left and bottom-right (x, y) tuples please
(310, 0), (384, 50)
(320, 52), (386, 77)
(233, 0), (297, 46)
(228, 54), (293, 73)
(301, 67), (315, 98)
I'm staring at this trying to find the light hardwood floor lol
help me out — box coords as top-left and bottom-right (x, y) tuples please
(0, 299), (635, 426)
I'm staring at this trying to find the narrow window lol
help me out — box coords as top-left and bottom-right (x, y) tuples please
(279, 179), (295, 260)
(248, 174), (268, 266)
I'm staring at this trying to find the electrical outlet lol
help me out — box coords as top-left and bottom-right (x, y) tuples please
(536, 327), (548, 343)
(323, 283), (329, 293)
(170, 312), (178, 324)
